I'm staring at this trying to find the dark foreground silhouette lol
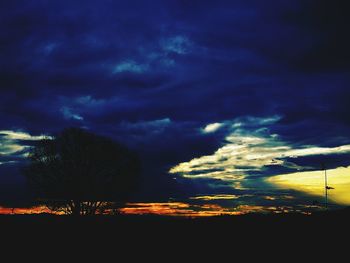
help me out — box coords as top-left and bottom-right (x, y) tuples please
(24, 128), (140, 215)
(1, 208), (349, 235)
(1, 209), (348, 257)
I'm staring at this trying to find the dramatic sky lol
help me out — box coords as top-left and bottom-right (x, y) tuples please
(1, 0), (350, 214)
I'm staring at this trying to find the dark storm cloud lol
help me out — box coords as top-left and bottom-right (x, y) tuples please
(0, 163), (28, 205)
(284, 0), (350, 71)
(1, 0), (349, 203)
(1, 0), (348, 126)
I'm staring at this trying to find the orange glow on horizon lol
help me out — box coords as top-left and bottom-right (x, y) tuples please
(0, 205), (63, 215)
(0, 202), (320, 217)
(118, 202), (307, 217)
(119, 202), (243, 217)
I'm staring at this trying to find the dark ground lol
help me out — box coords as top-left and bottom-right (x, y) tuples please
(1, 208), (349, 235)
(1, 208), (349, 257)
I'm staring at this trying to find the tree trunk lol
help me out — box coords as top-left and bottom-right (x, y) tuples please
(72, 200), (81, 216)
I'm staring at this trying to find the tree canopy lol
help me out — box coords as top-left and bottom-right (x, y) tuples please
(24, 128), (140, 215)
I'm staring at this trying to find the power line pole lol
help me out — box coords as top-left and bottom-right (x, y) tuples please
(321, 162), (328, 209)
(321, 162), (335, 210)
(324, 167), (328, 209)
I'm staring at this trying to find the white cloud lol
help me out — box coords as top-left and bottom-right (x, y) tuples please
(112, 35), (192, 75)
(145, 50), (176, 68)
(0, 161), (18, 165)
(0, 142), (26, 156)
(75, 95), (106, 107)
(170, 116), (350, 184)
(113, 60), (149, 74)
(202, 122), (224, 134)
(160, 36), (192, 55)
(0, 130), (50, 158)
(201, 115), (281, 134)
(0, 130), (49, 141)
(60, 107), (84, 121)
(229, 115), (281, 128)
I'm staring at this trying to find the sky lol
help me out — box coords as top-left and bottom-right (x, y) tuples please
(1, 0), (350, 215)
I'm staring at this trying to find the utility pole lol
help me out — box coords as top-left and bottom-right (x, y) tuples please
(321, 162), (328, 209)
(324, 167), (328, 209)
(322, 162), (334, 210)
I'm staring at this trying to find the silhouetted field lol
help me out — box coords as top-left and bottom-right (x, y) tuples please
(1, 208), (349, 235)
(1, 209), (348, 256)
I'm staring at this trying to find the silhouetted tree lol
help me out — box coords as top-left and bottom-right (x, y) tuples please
(24, 128), (140, 215)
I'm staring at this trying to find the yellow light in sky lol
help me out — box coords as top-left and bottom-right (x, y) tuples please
(267, 166), (350, 205)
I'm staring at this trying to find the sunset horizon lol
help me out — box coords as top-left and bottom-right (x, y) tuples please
(1, 0), (349, 220)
